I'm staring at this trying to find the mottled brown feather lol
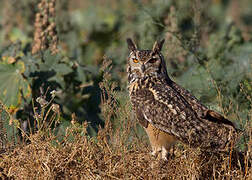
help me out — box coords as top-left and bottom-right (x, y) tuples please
(127, 38), (238, 157)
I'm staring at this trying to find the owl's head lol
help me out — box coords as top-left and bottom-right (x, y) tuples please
(126, 38), (169, 83)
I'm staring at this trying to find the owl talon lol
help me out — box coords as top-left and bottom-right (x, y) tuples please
(150, 147), (161, 157)
(150, 151), (155, 156)
(150, 151), (157, 157)
(161, 147), (168, 161)
(150, 147), (169, 161)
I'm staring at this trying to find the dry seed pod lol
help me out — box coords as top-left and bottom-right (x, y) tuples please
(49, 2), (54, 8)
(38, 3), (43, 10)
(36, 13), (42, 19)
(32, 0), (58, 54)
(47, 24), (53, 31)
(40, 31), (45, 37)
(49, 31), (54, 36)
(41, 36), (46, 42)
(50, 22), (55, 28)
(49, 8), (55, 15)
(52, 36), (57, 41)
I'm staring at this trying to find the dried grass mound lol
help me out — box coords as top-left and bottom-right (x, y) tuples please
(0, 122), (251, 179)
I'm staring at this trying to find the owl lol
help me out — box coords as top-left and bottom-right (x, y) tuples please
(126, 38), (238, 160)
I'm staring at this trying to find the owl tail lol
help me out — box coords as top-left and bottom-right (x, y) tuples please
(205, 110), (241, 131)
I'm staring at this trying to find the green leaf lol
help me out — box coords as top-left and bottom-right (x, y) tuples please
(75, 65), (87, 83)
(39, 50), (73, 75)
(35, 50), (73, 86)
(0, 61), (31, 110)
(54, 63), (73, 75)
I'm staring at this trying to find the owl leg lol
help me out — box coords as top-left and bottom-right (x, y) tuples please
(150, 146), (168, 161)
(172, 144), (177, 157)
(161, 146), (168, 161)
(150, 146), (169, 161)
(150, 146), (162, 157)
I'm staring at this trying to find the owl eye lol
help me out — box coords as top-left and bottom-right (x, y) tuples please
(148, 58), (157, 63)
(133, 59), (139, 63)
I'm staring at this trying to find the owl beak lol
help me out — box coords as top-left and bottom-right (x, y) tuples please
(140, 64), (145, 73)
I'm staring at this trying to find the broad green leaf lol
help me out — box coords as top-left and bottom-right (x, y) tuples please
(54, 63), (73, 75)
(76, 65), (87, 83)
(37, 51), (73, 87)
(0, 61), (31, 110)
(39, 50), (73, 75)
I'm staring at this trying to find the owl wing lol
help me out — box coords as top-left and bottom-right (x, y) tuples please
(169, 81), (208, 117)
(131, 83), (208, 145)
(131, 82), (237, 149)
(169, 81), (237, 129)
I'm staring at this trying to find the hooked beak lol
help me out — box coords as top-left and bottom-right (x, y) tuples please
(140, 64), (145, 73)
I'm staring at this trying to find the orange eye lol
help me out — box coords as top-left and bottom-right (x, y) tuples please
(133, 59), (139, 63)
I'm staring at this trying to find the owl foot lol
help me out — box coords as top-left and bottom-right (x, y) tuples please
(161, 147), (168, 161)
(150, 147), (168, 161)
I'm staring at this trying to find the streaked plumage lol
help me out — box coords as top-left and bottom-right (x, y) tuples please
(126, 38), (238, 160)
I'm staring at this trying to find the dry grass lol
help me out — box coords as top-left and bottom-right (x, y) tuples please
(0, 120), (251, 179)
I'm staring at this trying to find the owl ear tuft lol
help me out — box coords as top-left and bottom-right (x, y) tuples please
(152, 39), (165, 53)
(127, 38), (137, 51)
